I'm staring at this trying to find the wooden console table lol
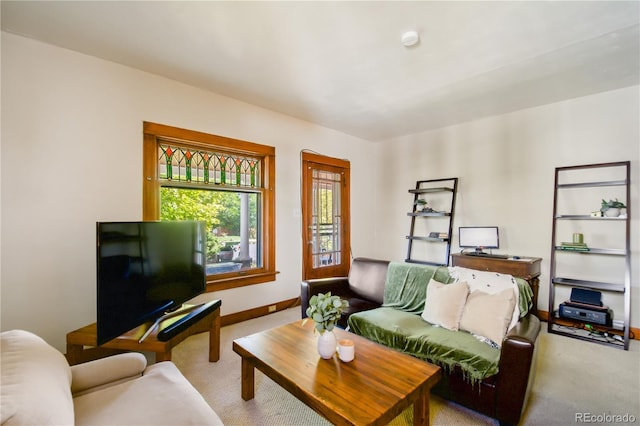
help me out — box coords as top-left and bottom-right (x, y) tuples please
(66, 299), (221, 365)
(451, 254), (541, 315)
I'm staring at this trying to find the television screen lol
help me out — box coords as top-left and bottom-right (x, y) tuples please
(459, 226), (499, 251)
(97, 221), (206, 345)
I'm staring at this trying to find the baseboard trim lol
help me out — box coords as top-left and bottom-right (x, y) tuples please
(537, 309), (639, 341)
(220, 297), (301, 327)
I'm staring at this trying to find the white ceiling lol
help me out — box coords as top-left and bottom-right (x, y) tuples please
(2, 1), (639, 141)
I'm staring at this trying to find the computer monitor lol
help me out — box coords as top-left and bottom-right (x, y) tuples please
(458, 226), (499, 254)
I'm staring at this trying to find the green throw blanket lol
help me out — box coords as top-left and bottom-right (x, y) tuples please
(382, 262), (453, 313)
(348, 307), (500, 383)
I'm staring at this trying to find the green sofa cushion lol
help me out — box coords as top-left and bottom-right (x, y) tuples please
(348, 307), (500, 383)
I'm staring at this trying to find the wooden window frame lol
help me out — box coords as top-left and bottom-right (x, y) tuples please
(143, 122), (276, 292)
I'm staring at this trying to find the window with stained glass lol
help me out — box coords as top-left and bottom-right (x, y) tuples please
(143, 122), (276, 292)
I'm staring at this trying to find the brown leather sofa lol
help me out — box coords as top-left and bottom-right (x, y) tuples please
(301, 257), (390, 328)
(300, 257), (540, 426)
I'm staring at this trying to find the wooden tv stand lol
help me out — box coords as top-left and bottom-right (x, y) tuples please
(66, 299), (221, 365)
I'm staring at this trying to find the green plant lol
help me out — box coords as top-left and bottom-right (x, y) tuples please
(414, 199), (428, 206)
(206, 237), (224, 263)
(303, 292), (349, 334)
(601, 198), (626, 211)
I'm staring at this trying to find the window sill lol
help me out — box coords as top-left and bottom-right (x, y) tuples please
(205, 270), (279, 292)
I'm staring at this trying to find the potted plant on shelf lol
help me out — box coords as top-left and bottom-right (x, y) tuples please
(600, 198), (626, 217)
(414, 199), (428, 212)
(414, 199), (434, 213)
(304, 292), (349, 359)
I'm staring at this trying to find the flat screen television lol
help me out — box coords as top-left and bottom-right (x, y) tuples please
(459, 226), (499, 254)
(96, 221), (206, 345)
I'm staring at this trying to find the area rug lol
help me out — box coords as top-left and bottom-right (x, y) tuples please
(171, 308), (639, 425)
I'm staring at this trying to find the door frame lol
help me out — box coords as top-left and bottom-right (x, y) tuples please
(301, 152), (350, 280)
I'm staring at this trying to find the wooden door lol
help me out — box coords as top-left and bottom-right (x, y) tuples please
(301, 152), (350, 280)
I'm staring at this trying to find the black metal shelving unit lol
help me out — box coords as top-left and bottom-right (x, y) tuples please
(405, 177), (458, 266)
(548, 161), (631, 350)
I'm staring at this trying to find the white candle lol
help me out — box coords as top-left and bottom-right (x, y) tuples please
(338, 339), (355, 362)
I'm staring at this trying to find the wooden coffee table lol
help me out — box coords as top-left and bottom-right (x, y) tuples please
(233, 319), (441, 426)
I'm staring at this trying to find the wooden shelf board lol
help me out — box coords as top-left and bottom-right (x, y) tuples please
(554, 246), (626, 255)
(406, 236), (448, 242)
(555, 215), (626, 220)
(404, 258), (446, 267)
(409, 187), (454, 194)
(407, 212), (450, 217)
(549, 322), (628, 350)
(552, 277), (625, 293)
(557, 179), (627, 189)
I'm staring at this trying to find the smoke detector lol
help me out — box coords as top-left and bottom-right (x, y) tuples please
(401, 30), (420, 47)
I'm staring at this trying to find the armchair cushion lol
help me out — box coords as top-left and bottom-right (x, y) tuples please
(71, 352), (147, 396)
(1, 330), (74, 426)
(73, 361), (222, 425)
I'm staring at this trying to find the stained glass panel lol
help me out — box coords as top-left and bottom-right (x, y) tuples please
(158, 143), (261, 188)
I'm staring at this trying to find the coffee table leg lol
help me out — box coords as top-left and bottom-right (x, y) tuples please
(240, 357), (255, 401)
(413, 389), (429, 426)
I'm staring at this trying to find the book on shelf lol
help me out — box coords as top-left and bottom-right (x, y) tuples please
(559, 242), (589, 251)
(428, 232), (449, 239)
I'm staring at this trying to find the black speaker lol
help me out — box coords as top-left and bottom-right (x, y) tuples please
(570, 288), (602, 307)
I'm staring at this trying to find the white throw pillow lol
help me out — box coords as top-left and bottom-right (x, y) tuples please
(421, 279), (469, 331)
(448, 266), (520, 331)
(459, 288), (516, 347)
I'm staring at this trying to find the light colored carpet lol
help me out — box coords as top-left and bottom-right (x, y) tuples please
(171, 308), (639, 425)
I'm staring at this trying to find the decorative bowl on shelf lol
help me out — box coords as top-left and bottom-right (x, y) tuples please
(603, 208), (620, 217)
(600, 199), (625, 217)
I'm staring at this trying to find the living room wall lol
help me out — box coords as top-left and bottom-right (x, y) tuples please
(3, 31), (638, 351)
(0, 32), (381, 351)
(375, 85), (639, 328)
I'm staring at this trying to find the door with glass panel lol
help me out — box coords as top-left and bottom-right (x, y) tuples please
(301, 152), (350, 280)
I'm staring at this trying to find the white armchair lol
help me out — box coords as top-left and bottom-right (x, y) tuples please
(1, 330), (223, 426)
